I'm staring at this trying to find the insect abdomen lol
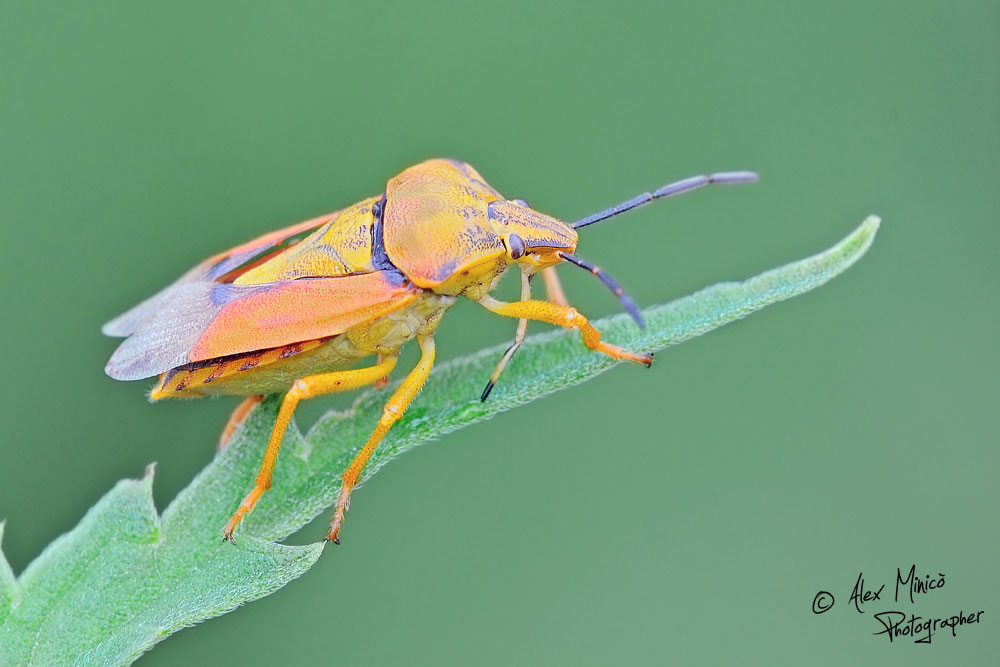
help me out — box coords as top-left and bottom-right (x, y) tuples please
(150, 338), (330, 399)
(151, 290), (457, 399)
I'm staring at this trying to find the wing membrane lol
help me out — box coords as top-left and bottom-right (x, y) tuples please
(105, 272), (417, 381)
(102, 212), (339, 337)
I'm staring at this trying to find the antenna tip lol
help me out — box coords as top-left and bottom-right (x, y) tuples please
(710, 171), (759, 184)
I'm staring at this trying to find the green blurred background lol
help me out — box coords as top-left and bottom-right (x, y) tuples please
(1, 1), (997, 664)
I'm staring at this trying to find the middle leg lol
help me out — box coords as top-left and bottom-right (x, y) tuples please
(328, 333), (436, 543)
(223, 355), (398, 542)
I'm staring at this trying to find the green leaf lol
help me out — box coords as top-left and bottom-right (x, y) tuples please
(0, 216), (879, 665)
(0, 522), (19, 627)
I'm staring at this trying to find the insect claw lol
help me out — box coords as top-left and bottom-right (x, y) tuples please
(480, 379), (495, 402)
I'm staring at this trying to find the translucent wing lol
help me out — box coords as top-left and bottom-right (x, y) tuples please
(105, 272), (417, 381)
(102, 212), (339, 337)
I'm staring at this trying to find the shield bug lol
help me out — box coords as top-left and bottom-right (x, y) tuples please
(103, 159), (756, 543)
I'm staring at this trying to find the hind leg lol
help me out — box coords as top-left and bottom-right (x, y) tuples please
(218, 395), (264, 452)
(223, 356), (398, 542)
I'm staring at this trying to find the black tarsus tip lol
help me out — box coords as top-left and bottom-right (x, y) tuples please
(480, 379), (495, 402)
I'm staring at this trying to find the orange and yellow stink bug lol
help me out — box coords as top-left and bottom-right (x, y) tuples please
(103, 159), (757, 543)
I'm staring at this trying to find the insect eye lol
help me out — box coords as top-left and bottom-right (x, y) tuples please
(507, 233), (526, 259)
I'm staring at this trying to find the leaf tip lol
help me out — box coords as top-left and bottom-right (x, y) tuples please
(823, 214), (881, 272)
(860, 214), (881, 237)
(847, 214), (881, 259)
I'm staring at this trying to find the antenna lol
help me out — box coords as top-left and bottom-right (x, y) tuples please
(558, 252), (644, 327)
(572, 171), (758, 230)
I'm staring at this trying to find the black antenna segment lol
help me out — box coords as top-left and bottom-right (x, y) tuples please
(572, 171), (758, 230)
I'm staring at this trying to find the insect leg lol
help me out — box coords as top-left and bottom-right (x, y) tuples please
(540, 266), (568, 306)
(481, 272), (531, 401)
(374, 354), (390, 389)
(328, 334), (436, 544)
(478, 296), (652, 366)
(218, 394), (263, 452)
(223, 356), (398, 543)
(481, 266), (571, 401)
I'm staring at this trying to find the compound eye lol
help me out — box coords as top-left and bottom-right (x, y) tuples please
(507, 233), (526, 259)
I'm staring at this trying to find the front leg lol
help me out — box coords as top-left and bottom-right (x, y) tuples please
(540, 265), (568, 306)
(481, 271), (531, 401)
(478, 295), (652, 367)
(481, 266), (573, 401)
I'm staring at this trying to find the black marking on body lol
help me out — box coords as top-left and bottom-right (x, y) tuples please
(438, 259), (458, 278)
(161, 335), (339, 392)
(486, 201), (501, 224)
(161, 367), (183, 387)
(371, 192), (407, 285)
(202, 363), (228, 384)
(239, 355), (262, 371)
(279, 344), (303, 359)
(172, 343), (296, 373)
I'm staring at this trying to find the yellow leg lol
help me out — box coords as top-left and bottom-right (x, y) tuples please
(222, 355), (398, 542)
(481, 267), (572, 401)
(218, 395), (264, 452)
(481, 271), (531, 401)
(328, 334), (436, 543)
(541, 265), (568, 306)
(478, 295), (652, 366)
(374, 354), (390, 389)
